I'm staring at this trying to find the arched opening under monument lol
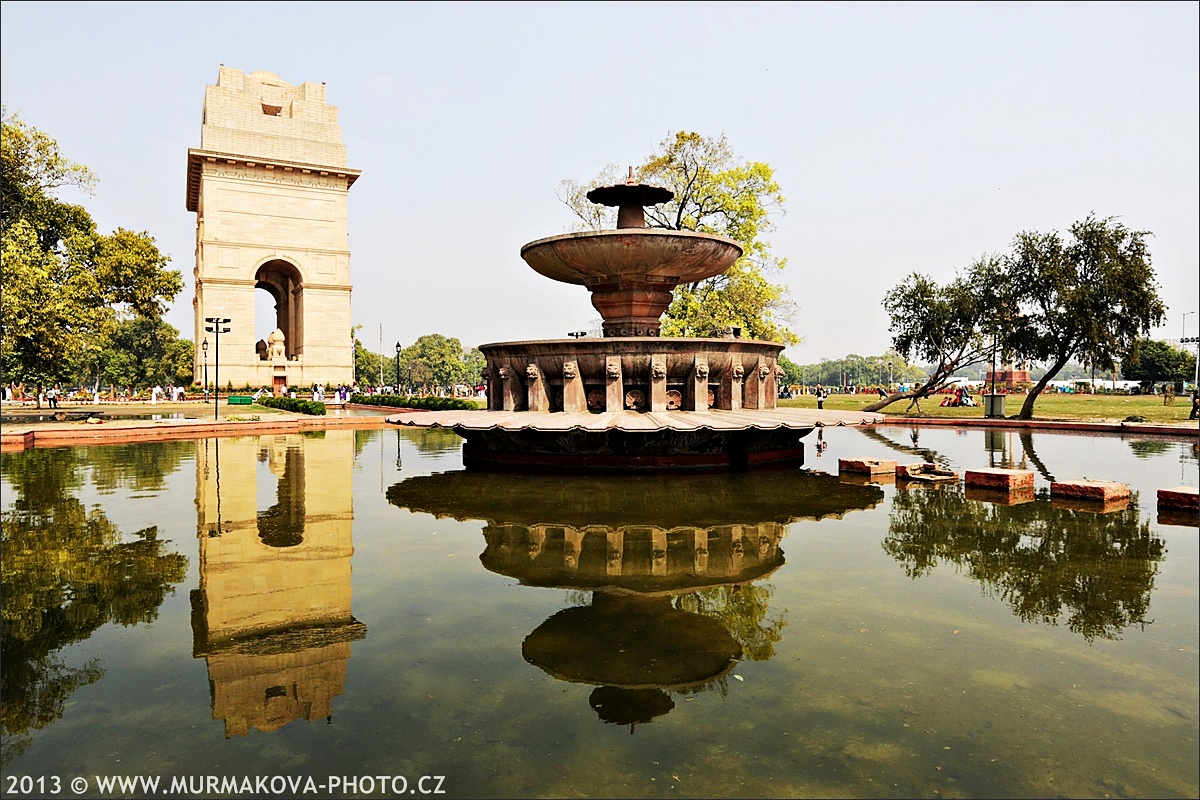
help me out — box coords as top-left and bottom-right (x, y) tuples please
(254, 260), (304, 361)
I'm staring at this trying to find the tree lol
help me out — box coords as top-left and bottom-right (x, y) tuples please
(1, 104), (95, 243)
(462, 347), (485, 387)
(1120, 338), (1194, 388)
(1, 109), (182, 403)
(402, 333), (466, 393)
(73, 317), (193, 391)
(559, 132), (797, 343)
(1005, 214), (1166, 419)
(861, 256), (1007, 412)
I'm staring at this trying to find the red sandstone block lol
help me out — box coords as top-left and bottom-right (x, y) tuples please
(897, 463), (958, 481)
(1157, 486), (1199, 510)
(964, 468), (1034, 491)
(839, 458), (897, 475)
(1050, 480), (1130, 502)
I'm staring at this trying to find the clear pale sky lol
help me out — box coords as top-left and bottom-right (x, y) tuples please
(3, 1), (1197, 364)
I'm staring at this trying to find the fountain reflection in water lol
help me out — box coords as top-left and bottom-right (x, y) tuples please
(388, 468), (884, 729)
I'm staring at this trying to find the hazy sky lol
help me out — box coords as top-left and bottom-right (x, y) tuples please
(3, 1), (1197, 364)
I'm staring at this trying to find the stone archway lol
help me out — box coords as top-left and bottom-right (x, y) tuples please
(255, 259), (304, 359)
(187, 66), (360, 389)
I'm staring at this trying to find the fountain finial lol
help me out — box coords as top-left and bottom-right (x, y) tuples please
(586, 172), (673, 229)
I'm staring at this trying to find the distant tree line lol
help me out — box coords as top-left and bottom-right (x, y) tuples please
(353, 331), (484, 394)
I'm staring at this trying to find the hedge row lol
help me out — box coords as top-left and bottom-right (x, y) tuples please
(349, 394), (481, 411)
(255, 396), (327, 415)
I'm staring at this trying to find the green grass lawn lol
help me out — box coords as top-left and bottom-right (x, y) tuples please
(779, 391), (1199, 425)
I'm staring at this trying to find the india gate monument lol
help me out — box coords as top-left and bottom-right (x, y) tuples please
(187, 66), (360, 392)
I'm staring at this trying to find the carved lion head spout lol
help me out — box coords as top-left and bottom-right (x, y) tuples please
(651, 363), (667, 380)
(481, 368), (492, 381)
(732, 363), (745, 379)
(525, 364), (540, 379)
(606, 362), (621, 378)
(497, 366), (511, 380)
(695, 363), (709, 379)
(758, 364), (771, 379)
(562, 361), (578, 379)
(773, 365), (786, 380)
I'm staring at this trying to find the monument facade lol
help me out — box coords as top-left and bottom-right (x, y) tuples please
(187, 66), (360, 391)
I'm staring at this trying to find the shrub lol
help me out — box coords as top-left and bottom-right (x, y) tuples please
(255, 396), (327, 415)
(348, 394), (480, 411)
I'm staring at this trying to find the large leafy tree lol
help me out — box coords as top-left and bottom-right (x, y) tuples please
(353, 336), (385, 387)
(1004, 214), (1165, 419)
(1120, 338), (1195, 387)
(402, 333), (467, 392)
(1, 108), (183, 402)
(85, 317), (193, 390)
(559, 132), (796, 343)
(462, 347), (485, 387)
(861, 255), (1008, 412)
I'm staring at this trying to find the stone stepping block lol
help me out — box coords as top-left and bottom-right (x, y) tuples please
(839, 458), (897, 475)
(1157, 486), (1198, 510)
(964, 468), (1034, 491)
(1050, 479), (1130, 502)
(896, 463), (959, 482)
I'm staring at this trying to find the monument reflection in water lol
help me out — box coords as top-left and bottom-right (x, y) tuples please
(190, 432), (366, 738)
(387, 470), (885, 730)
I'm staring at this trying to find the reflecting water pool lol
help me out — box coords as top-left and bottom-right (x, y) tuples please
(2, 425), (1196, 798)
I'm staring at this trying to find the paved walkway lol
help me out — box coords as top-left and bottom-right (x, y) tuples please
(0, 400), (390, 451)
(2, 400), (1195, 452)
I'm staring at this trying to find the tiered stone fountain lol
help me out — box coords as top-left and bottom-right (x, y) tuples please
(387, 173), (881, 471)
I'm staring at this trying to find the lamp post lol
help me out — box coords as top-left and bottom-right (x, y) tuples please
(887, 360), (893, 387)
(400, 340), (410, 398)
(201, 338), (209, 404)
(1184, 336), (1200, 390)
(204, 317), (231, 420)
(1183, 311), (1198, 391)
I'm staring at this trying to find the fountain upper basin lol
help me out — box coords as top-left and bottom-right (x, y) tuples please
(521, 228), (743, 287)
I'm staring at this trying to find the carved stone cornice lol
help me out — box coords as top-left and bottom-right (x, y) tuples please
(187, 148), (362, 212)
